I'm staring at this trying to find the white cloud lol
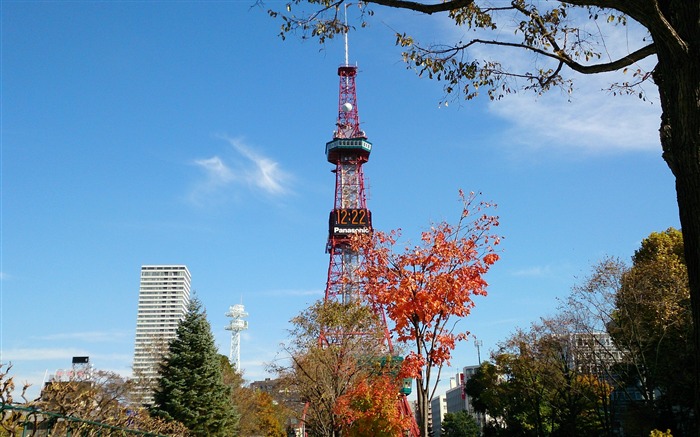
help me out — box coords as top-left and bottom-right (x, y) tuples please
(194, 156), (236, 186)
(189, 136), (294, 204)
(488, 74), (661, 155)
(222, 136), (293, 195)
(240, 358), (277, 382)
(261, 288), (324, 297)
(32, 330), (130, 343)
(3, 347), (91, 361)
(189, 156), (238, 205)
(482, 20), (661, 155)
(2, 347), (132, 363)
(428, 7), (661, 155)
(511, 265), (554, 277)
(480, 317), (525, 327)
(3, 357), (135, 402)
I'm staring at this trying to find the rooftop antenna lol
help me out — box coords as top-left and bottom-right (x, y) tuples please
(475, 338), (483, 364)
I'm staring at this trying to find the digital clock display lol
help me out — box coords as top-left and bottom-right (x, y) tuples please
(329, 208), (372, 237)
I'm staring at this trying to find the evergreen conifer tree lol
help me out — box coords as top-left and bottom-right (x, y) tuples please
(151, 298), (239, 436)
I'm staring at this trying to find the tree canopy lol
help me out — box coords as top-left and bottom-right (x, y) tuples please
(467, 228), (694, 436)
(441, 410), (479, 437)
(352, 190), (500, 436)
(220, 355), (291, 437)
(611, 228), (693, 433)
(561, 229), (692, 434)
(0, 363), (189, 437)
(151, 298), (239, 436)
(335, 371), (414, 437)
(274, 299), (399, 436)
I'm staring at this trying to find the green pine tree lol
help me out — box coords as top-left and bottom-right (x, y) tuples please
(151, 298), (239, 436)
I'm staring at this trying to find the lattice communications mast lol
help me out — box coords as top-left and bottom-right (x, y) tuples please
(322, 61), (372, 319)
(225, 304), (248, 371)
(320, 54), (420, 437)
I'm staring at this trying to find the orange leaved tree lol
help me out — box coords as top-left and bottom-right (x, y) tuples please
(335, 372), (413, 437)
(353, 190), (501, 437)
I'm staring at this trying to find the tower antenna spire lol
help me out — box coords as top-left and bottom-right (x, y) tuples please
(344, 3), (350, 66)
(330, 4), (365, 141)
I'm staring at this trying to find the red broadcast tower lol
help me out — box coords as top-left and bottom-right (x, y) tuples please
(321, 55), (420, 437)
(322, 62), (372, 315)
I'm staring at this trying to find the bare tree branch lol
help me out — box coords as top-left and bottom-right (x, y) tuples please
(424, 38), (656, 75)
(560, 43), (656, 74)
(364, 0), (475, 14)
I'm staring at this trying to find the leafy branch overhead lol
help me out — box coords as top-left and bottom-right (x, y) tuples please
(268, 0), (661, 100)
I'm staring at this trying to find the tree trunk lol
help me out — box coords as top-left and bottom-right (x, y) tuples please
(416, 382), (430, 437)
(653, 8), (700, 432)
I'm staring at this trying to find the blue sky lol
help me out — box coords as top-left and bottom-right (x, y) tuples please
(1, 2), (679, 400)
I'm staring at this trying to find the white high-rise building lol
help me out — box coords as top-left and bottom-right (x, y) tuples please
(132, 265), (191, 404)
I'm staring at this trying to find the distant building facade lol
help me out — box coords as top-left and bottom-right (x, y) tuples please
(250, 377), (305, 435)
(567, 331), (625, 374)
(446, 375), (468, 413)
(430, 393), (448, 437)
(430, 366), (486, 436)
(461, 365), (487, 430)
(132, 265), (191, 404)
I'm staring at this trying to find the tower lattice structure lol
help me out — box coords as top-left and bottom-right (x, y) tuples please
(225, 304), (249, 371)
(322, 63), (372, 315)
(321, 61), (420, 437)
